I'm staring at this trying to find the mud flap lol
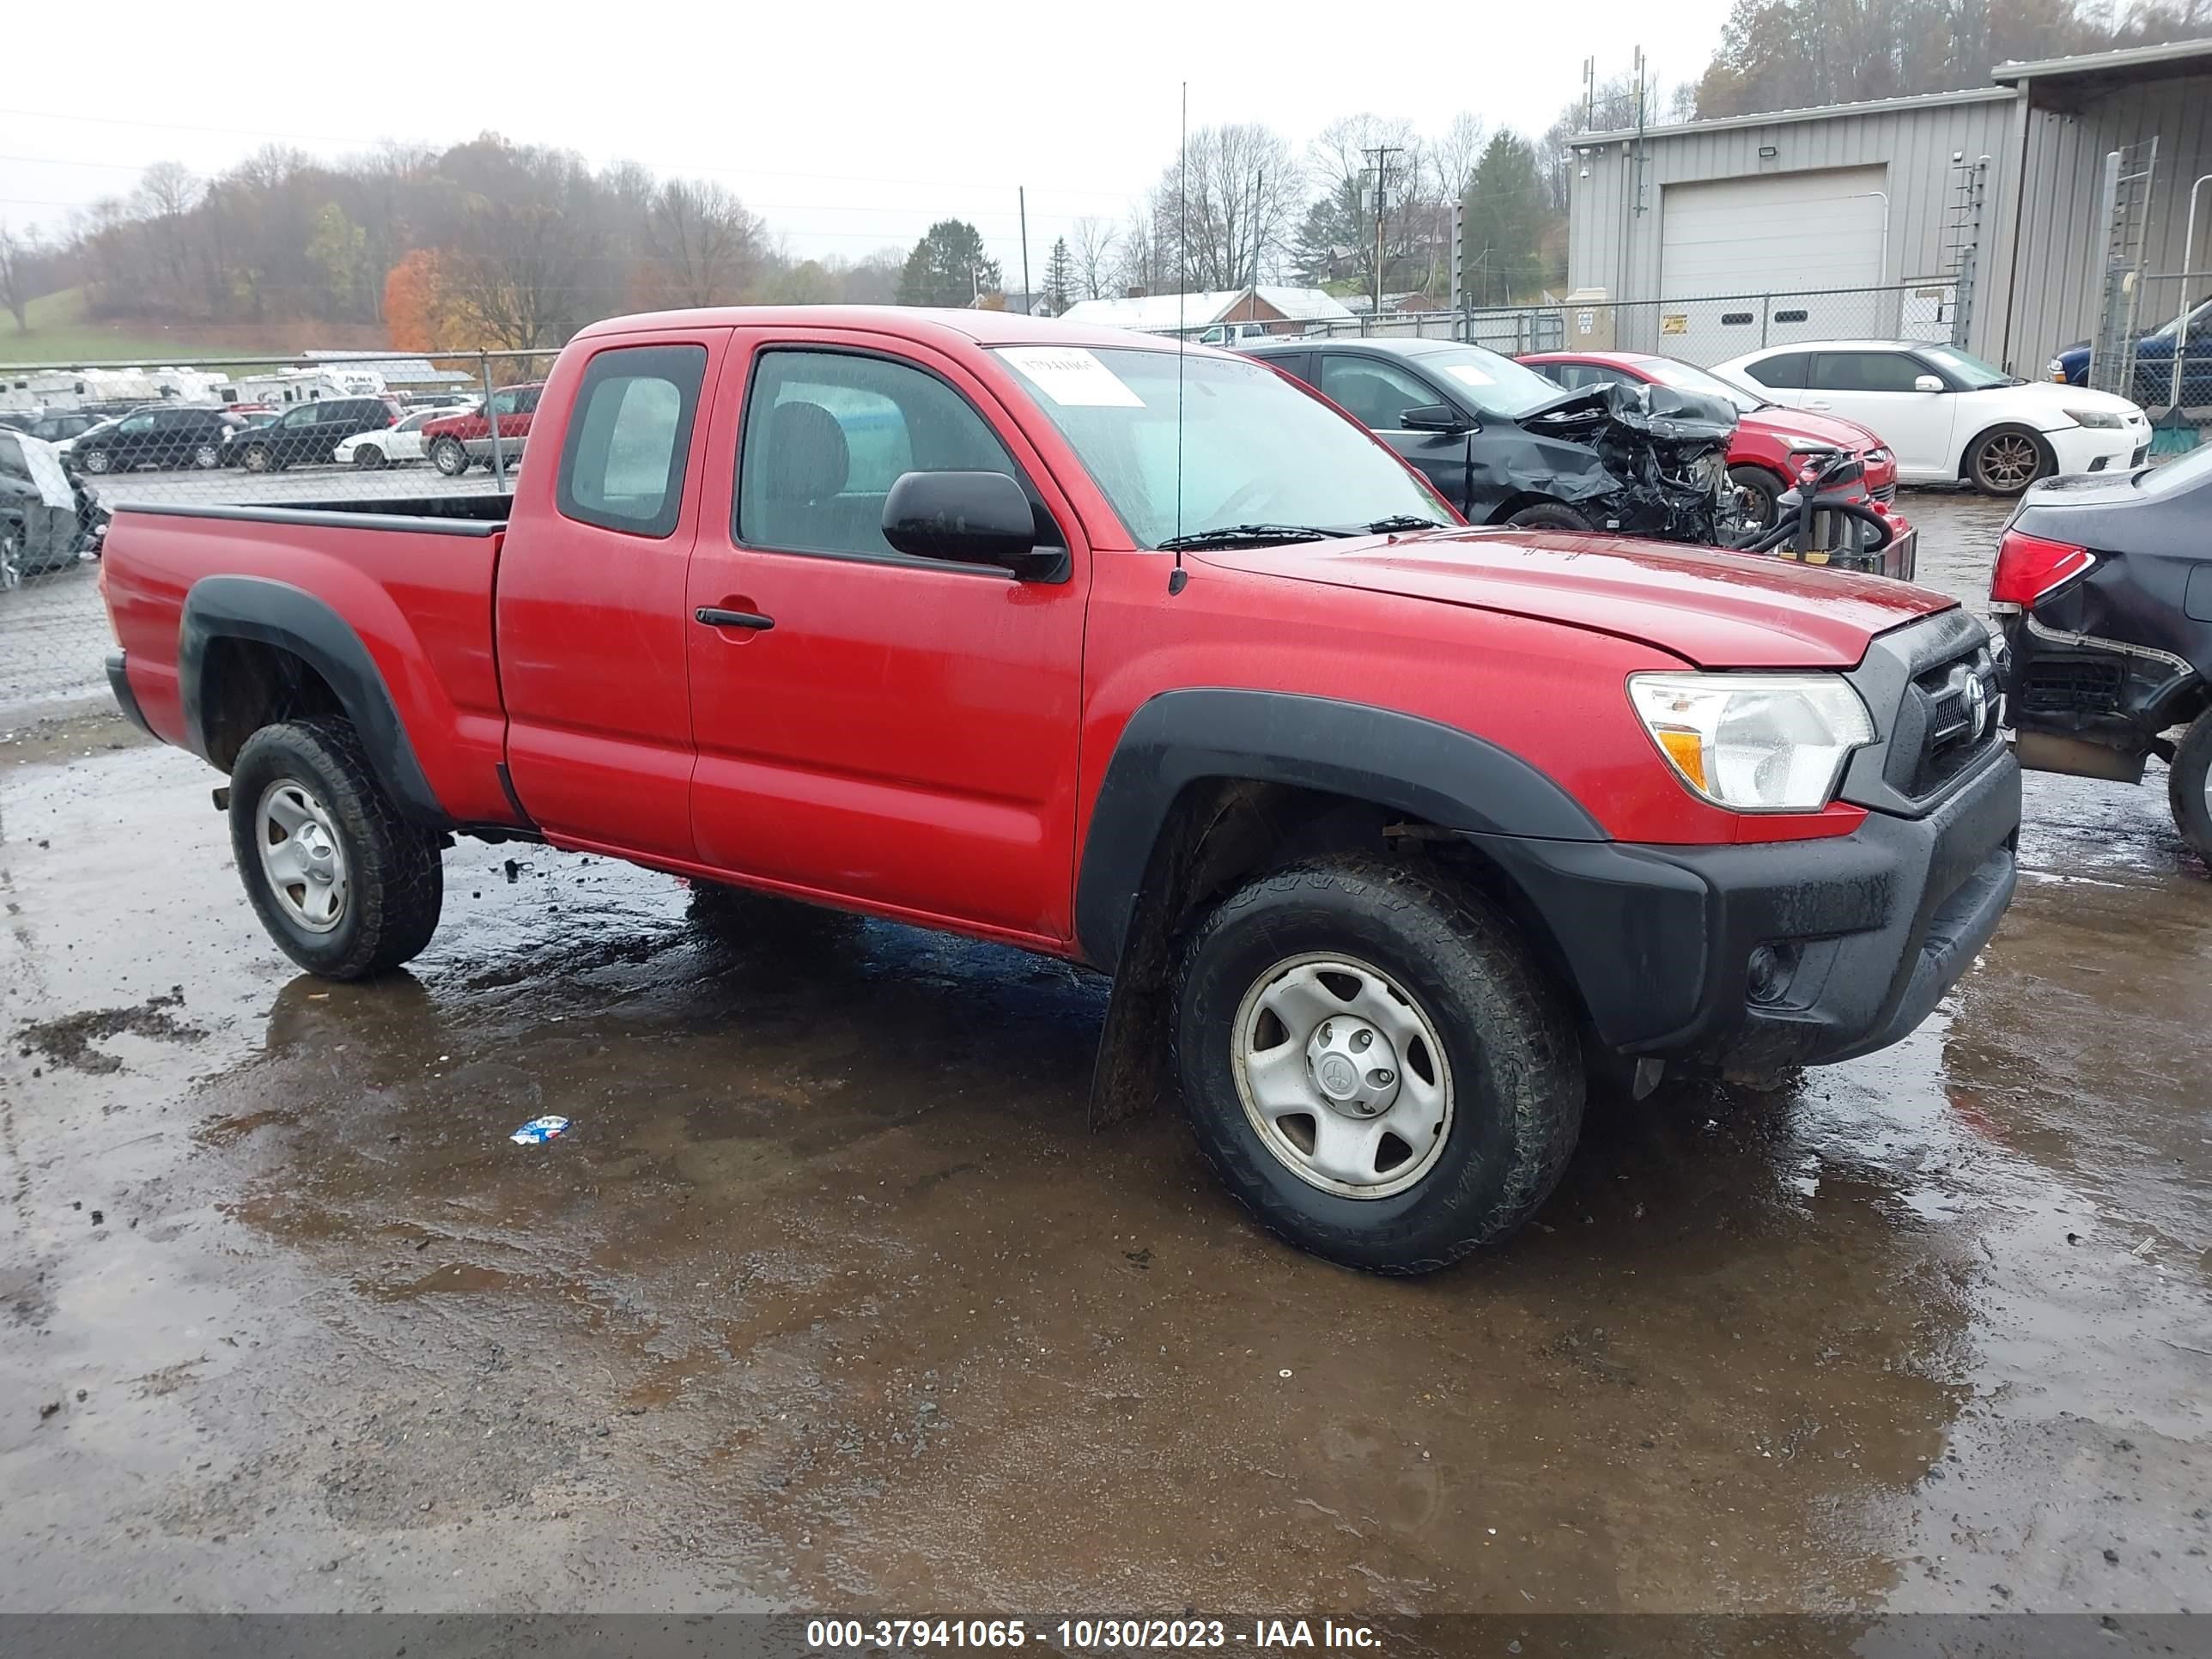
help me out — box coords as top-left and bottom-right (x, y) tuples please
(1089, 972), (1176, 1129)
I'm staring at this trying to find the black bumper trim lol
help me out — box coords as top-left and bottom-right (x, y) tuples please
(1474, 748), (2021, 1073)
(105, 649), (153, 738)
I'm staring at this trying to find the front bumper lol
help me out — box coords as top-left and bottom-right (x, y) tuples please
(2045, 423), (2144, 476)
(1473, 745), (2021, 1074)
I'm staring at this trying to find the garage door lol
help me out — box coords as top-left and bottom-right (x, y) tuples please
(1656, 167), (1889, 363)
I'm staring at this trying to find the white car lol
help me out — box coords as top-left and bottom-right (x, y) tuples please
(1711, 339), (2149, 496)
(335, 408), (441, 470)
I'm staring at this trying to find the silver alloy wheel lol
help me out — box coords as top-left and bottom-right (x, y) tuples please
(255, 779), (349, 933)
(83, 448), (112, 474)
(193, 443), (219, 469)
(1231, 952), (1455, 1199)
(1978, 433), (2040, 492)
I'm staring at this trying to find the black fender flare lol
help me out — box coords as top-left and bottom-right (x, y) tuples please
(179, 574), (449, 826)
(1073, 688), (1605, 972)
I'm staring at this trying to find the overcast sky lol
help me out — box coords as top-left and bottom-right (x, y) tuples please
(2, 2), (1731, 276)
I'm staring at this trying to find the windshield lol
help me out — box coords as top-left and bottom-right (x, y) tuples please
(1403, 345), (1567, 419)
(2146, 294), (2212, 341)
(1918, 344), (2015, 389)
(1632, 356), (1766, 414)
(994, 346), (1449, 548)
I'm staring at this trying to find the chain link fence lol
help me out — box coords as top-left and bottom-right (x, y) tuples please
(1, 347), (556, 723)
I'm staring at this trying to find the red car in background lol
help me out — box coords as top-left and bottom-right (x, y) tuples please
(1519, 351), (1906, 536)
(419, 381), (544, 477)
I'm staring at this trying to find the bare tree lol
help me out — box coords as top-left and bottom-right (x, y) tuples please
(443, 201), (601, 350)
(644, 179), (765, 307)
(0, 222), (33, 333)
(1431, 112), (1488, 204)
(1150, 123), (1300, 293)
(1071, 216), (1117, 299)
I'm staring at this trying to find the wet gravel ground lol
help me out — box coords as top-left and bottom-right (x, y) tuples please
(3, 489), (2209, 1617)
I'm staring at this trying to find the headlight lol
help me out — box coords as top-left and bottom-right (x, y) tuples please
(2062, 407), (2124, 428)
(1628, 673), (1874, 811)
(1863, 446), (1891, 465)
(2047, 358), (2068, 382)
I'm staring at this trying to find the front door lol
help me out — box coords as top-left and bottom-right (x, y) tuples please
(1316, 352), (1476, 515)
(498, 333), (725, 861)
(1805, 349), (1958, 477)
(684, 332), (1090, 945)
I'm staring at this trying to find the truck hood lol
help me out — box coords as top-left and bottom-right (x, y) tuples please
(1194, 527), (1954, 669)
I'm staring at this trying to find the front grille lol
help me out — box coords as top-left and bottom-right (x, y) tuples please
(2019, 657), (2124, 717)
(1905, 645), (2003, 797)
(1869, 483), (1897, 505)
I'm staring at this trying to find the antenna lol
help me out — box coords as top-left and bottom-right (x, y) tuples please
(1170, 80), (1189, 597)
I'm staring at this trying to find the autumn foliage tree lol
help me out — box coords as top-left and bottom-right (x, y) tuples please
(382, 248), (459, 350)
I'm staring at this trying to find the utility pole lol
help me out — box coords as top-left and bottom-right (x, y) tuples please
(1018, 186), (1031, 315)
(1363, 144), (1402, 323)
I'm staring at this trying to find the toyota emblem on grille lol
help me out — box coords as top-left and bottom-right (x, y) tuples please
(1966, 672), (1990, 741)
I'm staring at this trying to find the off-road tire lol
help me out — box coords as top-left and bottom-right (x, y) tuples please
(1503, 501), (1593, 532)
(2166, 709), (2212, 872)
(431, 437), (470, 477)
(1966, 424), (2052, 495)
(1173, 857), (1584, 1274)
(228, 717), (444, 979)
(1728, 464), (1784, 531)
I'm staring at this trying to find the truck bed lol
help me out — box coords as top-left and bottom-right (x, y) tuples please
(103, 494), (518, 829)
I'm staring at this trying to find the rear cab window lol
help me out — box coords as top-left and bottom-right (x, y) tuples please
(556, 344), (708, 539)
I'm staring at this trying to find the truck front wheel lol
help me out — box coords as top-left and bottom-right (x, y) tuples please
(2166, 709), (2212, 872)
(1173, 858), (1583, 1274)
(228, 718), (444, 979)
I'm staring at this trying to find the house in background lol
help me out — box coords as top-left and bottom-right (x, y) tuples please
(1057, 285), (1356, 337)
(1564, 38), (2212, 377)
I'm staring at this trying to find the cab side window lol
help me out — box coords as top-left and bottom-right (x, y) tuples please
(1318, 355), (1443, 429)
(736, 349), (1024, 562)
(556, 344), (708, 539)
(1814, 352), (1925, 392)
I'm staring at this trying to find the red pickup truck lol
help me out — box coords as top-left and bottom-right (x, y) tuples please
(420, 381), (544, 476)
(100, 306), (2021, 1273)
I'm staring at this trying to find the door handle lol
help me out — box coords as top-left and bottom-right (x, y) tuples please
(1805, 400), (1833, 410)
(695, 606), (775, 632)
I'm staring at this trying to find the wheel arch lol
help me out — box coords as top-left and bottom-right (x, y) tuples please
(1076, 690), (1607, 1125)
(179, 575), (451, 827)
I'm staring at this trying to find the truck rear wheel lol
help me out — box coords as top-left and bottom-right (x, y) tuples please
(2166, 709), (2212, 872)
(228, 717), (444, 979)
(1173, 857), (1583, 1274)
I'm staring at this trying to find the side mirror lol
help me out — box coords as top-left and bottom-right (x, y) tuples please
(1401, 403), (1471, 433)
(1913, 374), (1945, 393)
(882, 471), (1052, 577)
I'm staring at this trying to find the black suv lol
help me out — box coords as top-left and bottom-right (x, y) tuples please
(223, 397), (401, 472)
(71, 405), (247, 475)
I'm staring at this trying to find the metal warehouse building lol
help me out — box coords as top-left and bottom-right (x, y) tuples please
(1565, 38), (2212, 381)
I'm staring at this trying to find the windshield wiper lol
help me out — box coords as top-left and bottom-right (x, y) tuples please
(1363, 514), (1447, 533)
(1155, 523), (1349, 550)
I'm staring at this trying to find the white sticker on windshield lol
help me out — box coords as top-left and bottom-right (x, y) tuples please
(1443, 362), (1496, 388)
(1000, 347), (1145, 408)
